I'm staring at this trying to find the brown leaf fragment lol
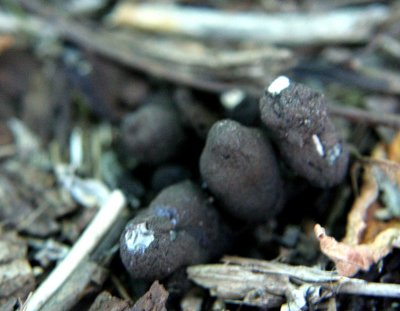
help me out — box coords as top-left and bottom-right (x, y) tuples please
(387, 132), (400, 163)
(314, 224), (400, 276)
(343, 168), (379, 245)
(319, 134), (400, 277)
(131, 281), (169, 311)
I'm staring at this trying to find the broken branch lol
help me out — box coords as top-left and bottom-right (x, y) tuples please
(109, 3), (389, 45)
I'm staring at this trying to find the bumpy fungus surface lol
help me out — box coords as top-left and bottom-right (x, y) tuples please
(259, 77), (349, 187)
(120, 181), (227, 280)
(120, 103), (185, 164)
(199, 119), (284, 222)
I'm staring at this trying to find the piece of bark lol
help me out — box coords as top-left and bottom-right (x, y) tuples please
(131, 281), (169, 311)
(0, 297), (18, 311)
(0, 231), (27, 263)
(40, 260), (108, 311)
(0, 231), (35, 304)
(25, 191), (126, 311)
(188, 262), (285, 308)
(0, 157), (77, 237)
(89, 291), (131, 311)
(0, 259), (35, 303)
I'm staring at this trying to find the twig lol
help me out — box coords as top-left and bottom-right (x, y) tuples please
(109, 3), (389, 45)
(10, 0), (400, 129)
(110, 273), (132, 302)
(338, 280), (400, 298)
(328, 104), (400, 129)
(188, 257), (400, 308)
(13, 0), (288, 94)
(375, 35), (400, 60)
(24, 190), (126, 311)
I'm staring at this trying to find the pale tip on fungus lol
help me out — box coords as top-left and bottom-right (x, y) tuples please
(267, 75), (290, 96)
(312, 134), (325, 157)
(124, 222), (155, 254)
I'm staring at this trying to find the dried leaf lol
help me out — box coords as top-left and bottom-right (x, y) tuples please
(315, 224), (400, 277)
(316, 224), (374, 276)
(343, 169), (379, 245)
(387, 132), (400, 163)
(316, 133), (400, 276)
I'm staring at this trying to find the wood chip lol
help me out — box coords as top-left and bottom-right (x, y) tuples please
(131, 281), (169, 311)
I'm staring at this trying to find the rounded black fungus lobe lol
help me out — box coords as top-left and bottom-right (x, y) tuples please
(120, 181), (227, 280)
(120, 103), (185, 165)
(199, 119), (284, 222)
(259, 78), (349, 187)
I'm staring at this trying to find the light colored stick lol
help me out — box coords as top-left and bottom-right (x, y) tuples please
(25, 190), (126, 311)
(188, 258), (400, 308)
(338, 281), (400, 298)
(0, 11), (49, 35)
(109, 3), (389, 45)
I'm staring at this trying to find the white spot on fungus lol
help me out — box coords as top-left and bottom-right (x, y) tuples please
(327, 143), (342, 165)
(267, 76), (290, 95)
(312, 134), (325, 157)
(220, 89), (245, 110)
(125, 222), (154, 254)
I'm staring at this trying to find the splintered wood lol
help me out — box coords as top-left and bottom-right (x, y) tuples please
(188, 256), (400, 309)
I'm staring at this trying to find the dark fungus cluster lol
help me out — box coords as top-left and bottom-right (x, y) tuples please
(119, 76), (349, 281)
(120, 181), (228, 279)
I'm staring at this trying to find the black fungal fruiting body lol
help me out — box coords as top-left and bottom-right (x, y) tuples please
(199, 119), (284, 222)
(259, 76), (349, 187)
(120, 181), (227, 280)
(120, 103), (185, 165)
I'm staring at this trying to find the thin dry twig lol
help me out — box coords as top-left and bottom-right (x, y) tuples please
(10, 0), (400, 129)
(329, 104), (400, 129)
(188, 256), (400, 309)
(339, 281), (400, 298)
(24, 190), (126, 311)
(109, 3), (389, 45)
